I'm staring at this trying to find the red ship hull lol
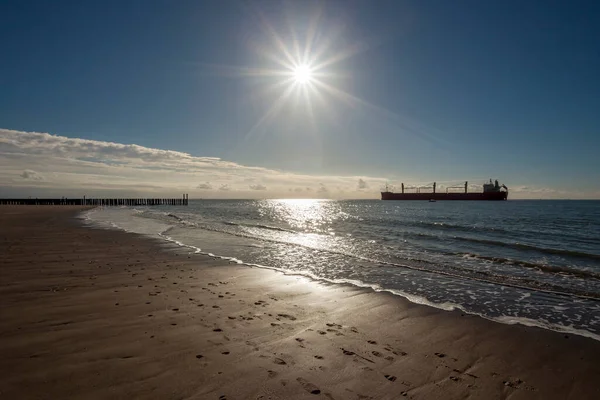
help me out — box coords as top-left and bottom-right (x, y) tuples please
(381, 191), (508, 201)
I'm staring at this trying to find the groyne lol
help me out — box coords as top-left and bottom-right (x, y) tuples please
(0, 194), (189, 206)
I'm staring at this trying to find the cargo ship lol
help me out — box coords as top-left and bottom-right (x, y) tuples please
(381, 179), (508, 201)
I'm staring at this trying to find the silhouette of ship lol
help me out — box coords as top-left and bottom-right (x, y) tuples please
(381, 179), (508, 201)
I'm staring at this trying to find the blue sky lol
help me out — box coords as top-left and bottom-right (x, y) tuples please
(1, 0), (599, 198)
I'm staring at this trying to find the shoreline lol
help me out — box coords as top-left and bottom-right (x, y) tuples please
(1, 206), (600, 399)
(89, 206), (600, 343)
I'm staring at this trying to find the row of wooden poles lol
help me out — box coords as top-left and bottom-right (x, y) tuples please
(0, 194), (189, 206)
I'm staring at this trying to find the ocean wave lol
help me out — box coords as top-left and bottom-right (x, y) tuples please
(394, 227), (600, 261)
(135, 210), (600, 300)
(454, 253), (600, 280)
(223, 221), (296, 233)
(370, 217), (600, 245)
(174, 224), (600, 300)
(167, 213), (184, 222)
(448, 236), (600, 261)
(378, 257), (600, 301)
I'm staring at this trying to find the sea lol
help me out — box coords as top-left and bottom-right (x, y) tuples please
(84, 199), (600, 341)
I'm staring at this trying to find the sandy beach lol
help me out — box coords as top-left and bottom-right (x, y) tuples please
(1, 206), (599, 399)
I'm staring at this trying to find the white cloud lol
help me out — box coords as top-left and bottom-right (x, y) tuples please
(317, 183), (328, 194)
(20, 169), (44, 181)
(197, 182), (213, 190)
(357, 178), (368, 190)
(511, 186), (556, 194)
(249, 184), (267, 190)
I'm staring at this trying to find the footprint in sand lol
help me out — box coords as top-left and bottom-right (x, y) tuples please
(273, 357), (287, 365)
(367, 340), (377, 345)
(297, 377), (321, 395)
(385, 356), (394, 361)
(503, 378), (525, 389)
(195, 354), (204, 359)
(213, 328), (223, 332)
(295, 338), (305, 343)
(221, 351), (230, 355)
(318, 330), (327, 335)
(314, 355), (324, 360)
(268, 370), (278, 378)
(271, 323), (280, 326)
(384, 374), (397, 382)
(434, 352), (446, 358)
(277, 313), (297, 321)
(371, 351), (383, 357)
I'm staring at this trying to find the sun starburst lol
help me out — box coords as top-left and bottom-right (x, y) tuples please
(196, 3), (416, 144)
(223, 3), (381, 139)
(293, 64), (313, 85)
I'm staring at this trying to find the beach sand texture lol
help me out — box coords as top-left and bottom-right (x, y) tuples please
(1, 206), (599, 399)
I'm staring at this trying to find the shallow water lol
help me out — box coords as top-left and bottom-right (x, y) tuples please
(84, 199), (600, 340)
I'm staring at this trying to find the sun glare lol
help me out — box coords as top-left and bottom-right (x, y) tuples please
(224, 3), (387, 139)
(293, 64), (312, 84)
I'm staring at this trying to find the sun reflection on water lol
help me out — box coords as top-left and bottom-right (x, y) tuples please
(258, 199), (349, 234)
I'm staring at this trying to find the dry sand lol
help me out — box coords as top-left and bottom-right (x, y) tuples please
(1, 206), (599, 399)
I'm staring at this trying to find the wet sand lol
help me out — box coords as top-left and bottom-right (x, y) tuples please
(1, 206), (600, 399)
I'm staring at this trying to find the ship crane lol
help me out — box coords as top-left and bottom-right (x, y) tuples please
(446, 181), (470, 193)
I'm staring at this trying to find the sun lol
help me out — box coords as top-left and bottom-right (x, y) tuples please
(293, 64), (312, 84)
(228, 4), (383, 138)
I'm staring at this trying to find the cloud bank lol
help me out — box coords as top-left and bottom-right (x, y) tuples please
(1, 128), (593, 199)
(0, 128), (387, 198)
